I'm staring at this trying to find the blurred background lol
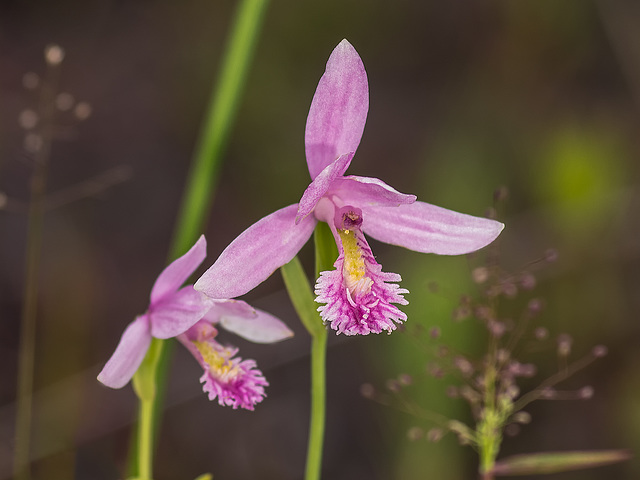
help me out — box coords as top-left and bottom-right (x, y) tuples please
(1, 1), (640, 479)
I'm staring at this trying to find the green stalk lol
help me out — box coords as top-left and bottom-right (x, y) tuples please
(169, 0), (269, 259)
(130, 0), (269, 477)
(305, 328), (327, 480)
(131, 336), (163, 479)
(478, 337), (501, 478)
(136, 398), (154, 480)
(280, 259), (328, 480)
(13, 47), (62, 480)
(306, 223), (337, 480)
(280, 222), (337, 480)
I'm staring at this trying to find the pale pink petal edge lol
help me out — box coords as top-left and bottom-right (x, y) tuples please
(97, 316), (151, 389)
(362, 201), (504, 255)
(150, 287), (217, 339)
(195, 205), (316, 299)
(305, 39), (369, 179)
(150, 235), (207, 304)
(296, 152), (354, 223)
(220, 307), (294, 344)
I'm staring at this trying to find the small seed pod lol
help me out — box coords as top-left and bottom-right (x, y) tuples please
(359, 383), (375, 399)
(407, 426), (424, 441)
(579, 386), (594, 399)
(427, 428), (444, 442)
(44, 44), (65, 65)
(592, 345), (608, 358)
(472, 267), (489, 284)
(512, 411), (532, 424)
(557, 334), (573, 357)
(534, 326), (548, 340)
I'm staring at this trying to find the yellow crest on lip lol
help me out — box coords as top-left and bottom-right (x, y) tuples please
(338, 229), (373, 296)
(193, 340), (236, 378)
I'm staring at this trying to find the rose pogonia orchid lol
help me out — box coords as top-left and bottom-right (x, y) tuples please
(194, 39), (504, 336)
(98, 235), (293, 409)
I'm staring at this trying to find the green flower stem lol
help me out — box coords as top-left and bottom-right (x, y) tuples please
(306, 223), (338, 480)
(136, 398), (154, 480)
(305, 328), (327, 480)
(280, 222), (337, 480)
(13, 51), (61, 480)
(305, 223), (338, 480)
(131, 337), (162, 479)
(279, 253), (327, 480)
(129, 0), (269, 477)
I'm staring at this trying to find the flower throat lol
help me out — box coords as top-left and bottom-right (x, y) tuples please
(336, 207), (373, 297)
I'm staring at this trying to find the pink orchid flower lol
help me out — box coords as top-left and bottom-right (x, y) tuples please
(194, 40), (504, 336)
(98, 235), (293, 410)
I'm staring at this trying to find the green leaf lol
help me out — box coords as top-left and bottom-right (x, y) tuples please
(492, 449), (631, 476)
(281, 256), (323, 337)
(132, 338), (164, 402)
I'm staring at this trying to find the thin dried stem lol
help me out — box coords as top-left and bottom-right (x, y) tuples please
(13, 45), (63, 480)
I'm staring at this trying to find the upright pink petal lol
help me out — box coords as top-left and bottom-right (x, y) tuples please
(97, 315), (151, 389)
(305, 39), (369, 179)
(362, 201), (504, 255)
(195, 205), (316, 299)
(330, 175), (417, 208)
(150, 235), (207, 304)
(296, 153), (354, 223)
(150, 286), (216, 339)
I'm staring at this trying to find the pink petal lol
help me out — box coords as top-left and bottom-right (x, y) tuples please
(330, 176), (417, 208)
(203, 299), (258, 324)
(305, 39), (369, 179)
(194, 205), (317, 299)
(219, 307), (294, 344)
(361, 201), (505, 255)
(296, 152), (354, 223)
(150, 235), (207, 304)
(97, 315), (151, 389)
(150, 286), (216, 339)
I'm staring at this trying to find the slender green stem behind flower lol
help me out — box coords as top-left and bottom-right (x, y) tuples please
(304, 223), (338, 480)
(305, 329), (327, 480)
(279, 223), (336, 480)
(169, 0), (269, 259)
(130, 0), (270, 477)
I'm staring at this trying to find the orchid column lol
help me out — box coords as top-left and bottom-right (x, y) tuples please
(195, 39), (504, 479)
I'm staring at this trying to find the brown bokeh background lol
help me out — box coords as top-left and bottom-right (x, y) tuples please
(2, 1), (640, 479)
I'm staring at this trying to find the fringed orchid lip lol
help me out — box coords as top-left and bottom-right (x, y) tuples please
(315, 206), (409, 336)
(178, 320), (268, 410)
